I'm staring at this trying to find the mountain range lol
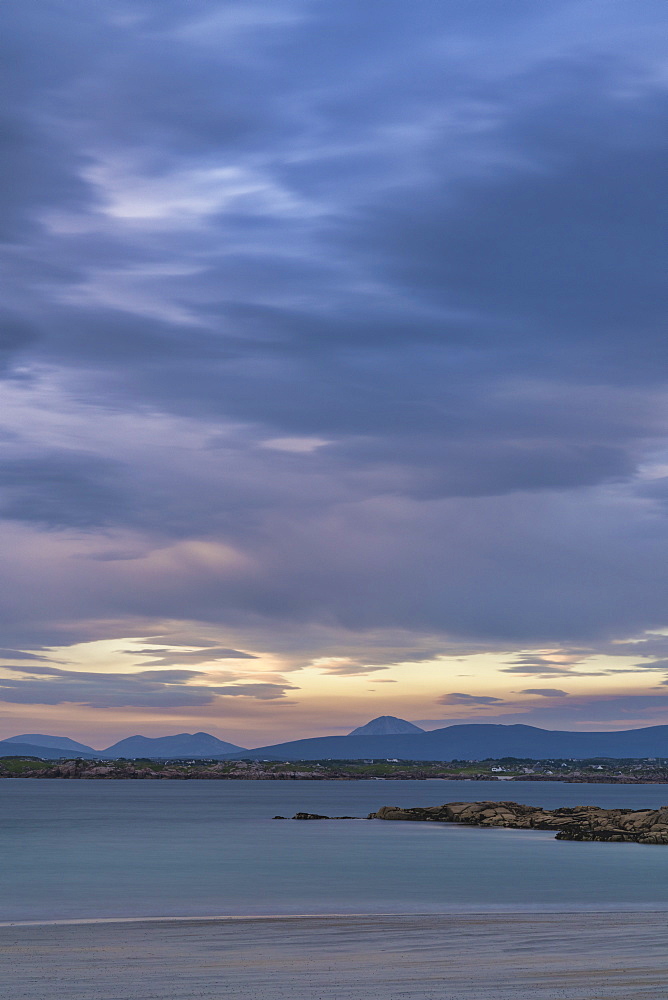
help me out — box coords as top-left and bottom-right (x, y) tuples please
(2, 717), (668, 760)
(0, 732), (245, 760)
(217, 723), (668, 761)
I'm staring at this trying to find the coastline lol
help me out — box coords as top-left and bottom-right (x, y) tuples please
(5, 901), (668, 927)
(3, 912), (668, 1000)
(4, 771), (668, 783)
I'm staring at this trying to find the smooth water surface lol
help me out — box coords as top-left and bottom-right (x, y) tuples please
(2, 779), (668, 920)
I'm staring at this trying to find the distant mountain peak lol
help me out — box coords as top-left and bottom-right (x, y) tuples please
(348, 715), (425, 736)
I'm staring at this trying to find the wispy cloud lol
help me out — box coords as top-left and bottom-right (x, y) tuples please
(0, 664), (297, 708)
(519, 688), (568, 697)
(124, 647), (259, 666)
(437, 692), (504, 706)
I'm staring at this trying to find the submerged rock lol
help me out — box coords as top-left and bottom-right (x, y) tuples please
(290, 812), (359, 820)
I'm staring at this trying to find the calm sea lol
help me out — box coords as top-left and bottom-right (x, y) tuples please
(2, 779), (668, 921)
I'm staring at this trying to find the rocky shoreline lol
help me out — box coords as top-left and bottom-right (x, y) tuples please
(285, 800), (668, 844)
(0, 760), (332, 780)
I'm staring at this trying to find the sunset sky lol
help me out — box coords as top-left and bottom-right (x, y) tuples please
(1, 1), (668, 748)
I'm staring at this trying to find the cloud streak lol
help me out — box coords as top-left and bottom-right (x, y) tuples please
(0, 665), (297, 708)
(437, 693), (504, 706)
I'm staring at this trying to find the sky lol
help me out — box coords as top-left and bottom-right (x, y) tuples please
(1, 0), (668, 748)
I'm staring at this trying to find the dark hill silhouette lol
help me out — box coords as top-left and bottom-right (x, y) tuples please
(0, 740), (99, 759)
(102, 732), (246, 758)
(219, 723), (668, 761)
(2, 734), (96, 754)
(4, 723), (668, 762)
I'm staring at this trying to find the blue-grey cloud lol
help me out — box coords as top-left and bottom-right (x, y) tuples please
(638, 660), (668, 671)
(438, 693), (504, 706)
(519, 689), (568, 698)
(0, 453), (127, 529)
(421, 693), (668, 730)
(0, 663), (297, 707)
(125, 647), (259, 666)
(0, 649), (55, 662)
(317, 663), (390, 676)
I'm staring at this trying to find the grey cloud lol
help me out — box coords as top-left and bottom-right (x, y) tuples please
(501, 655), (591, 677)
(0, 454), (127, 529)
(0, 114), (92, 242)
(0, 664), (65, 676)
(206, 682), (298, 700)
(421, 694), (668, 730)
(317, 662), (390, 676)
(0, 648), (56, 662)
(364, 653), (442, 665)
(325, 440), (634, 501)
(0, 677), (215, 708)
(355, 75), (668, 376)
(0, 664), (297, 707)
(0, 313), (38, 372)
(136, 636), (231, 648)
(501, 665), (598, 676)
(519, 689), (568, 697)
(319, 650), (443, 671)
(134, 669), (200, 682)
(126, 647), (258, 666)
(605, 637), (668, 659)
(437, 692), (504, 706)
(500, 648), (668, 678)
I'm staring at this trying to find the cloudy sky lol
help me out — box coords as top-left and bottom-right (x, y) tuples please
(1, 0), (668, 748)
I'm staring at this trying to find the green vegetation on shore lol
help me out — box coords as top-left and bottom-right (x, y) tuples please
(3, 755), (668, 781)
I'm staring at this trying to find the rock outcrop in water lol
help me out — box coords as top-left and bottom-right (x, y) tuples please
(367, 801), (668, 844)
(285, 800), (668, 844)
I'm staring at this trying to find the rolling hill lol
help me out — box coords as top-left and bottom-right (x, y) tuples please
(2, 734), (97, 754)
(4, 722), (668, 762)
(0, 740), (99, 760)
(101, 732), (246, 758)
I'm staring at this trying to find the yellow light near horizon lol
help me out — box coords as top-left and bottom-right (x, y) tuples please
(1, 635), (667, 750)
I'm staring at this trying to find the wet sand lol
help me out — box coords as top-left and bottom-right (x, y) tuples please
(2, 911), (667, 999)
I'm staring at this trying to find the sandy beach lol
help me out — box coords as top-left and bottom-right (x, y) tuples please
(2, 911), (667, 1000)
